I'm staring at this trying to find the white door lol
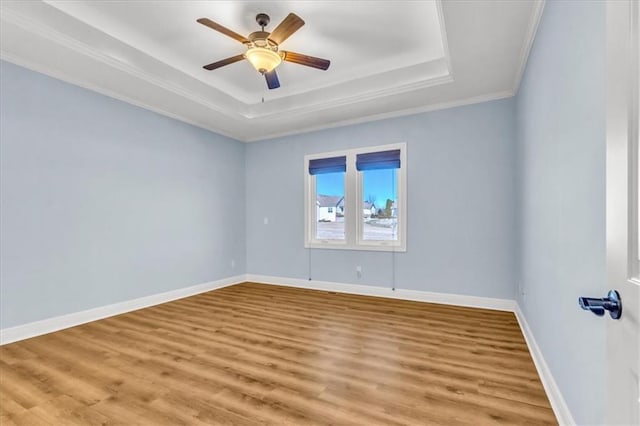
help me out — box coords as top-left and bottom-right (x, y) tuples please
(606, 1), (640, 425)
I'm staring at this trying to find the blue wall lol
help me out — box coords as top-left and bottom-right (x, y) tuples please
(1, 59), (519, 330)
(246, 99), (518, 299)
(515, 1), (606, 424)
(0, 61), (246, 328)
(1, 4), (608, 420)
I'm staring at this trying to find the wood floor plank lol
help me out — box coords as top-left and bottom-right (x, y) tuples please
(0, 282), (557, 425)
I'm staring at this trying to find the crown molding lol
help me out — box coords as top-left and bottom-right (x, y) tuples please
(0, 51), (240, 141)
(247, 73), (454, 120)
(512, 0), (545, 94)
(436, 0), (453, 78)
(0, 6), (245, 121)
(1, 0), (538, 143)
(46, 0), (452, 110)
(3, 47), (511, 144)
(1, 2), (453, 124)
(248, 90), (515, 142)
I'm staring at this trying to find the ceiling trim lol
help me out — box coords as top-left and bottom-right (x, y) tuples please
(0, 6), (245, 121)
(0, 51), (240, 141)
(1, 0), (541, 143)
(246, 72), (454, 120)
(436, 0), (453, 78)
(2, 48), (515, 143)
(511, 0), (545, 94)
(246, 90), (515, 142)
(2, 2), (454, 123)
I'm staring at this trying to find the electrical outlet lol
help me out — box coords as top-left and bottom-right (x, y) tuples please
(263, 217), (269, 225)
(231, 259), (235, 269)
(356, 266), (362, 278)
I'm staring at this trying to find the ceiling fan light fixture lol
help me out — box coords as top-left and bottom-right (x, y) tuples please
(245, 47), (282, 73)
(198, 12), (329, 89)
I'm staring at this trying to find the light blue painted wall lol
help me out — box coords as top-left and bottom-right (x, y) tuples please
(515, 1), (606, 424)
(0, 4), (608, 421)
(246, 98), (518, 298)
(0, 60), (246, 328)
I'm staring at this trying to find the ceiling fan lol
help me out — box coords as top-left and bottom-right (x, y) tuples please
(197, 12), (330, 90)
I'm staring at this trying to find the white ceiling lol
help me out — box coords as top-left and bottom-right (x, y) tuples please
(0, 1), (544, 142)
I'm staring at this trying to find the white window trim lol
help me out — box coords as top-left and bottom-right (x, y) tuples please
(304, 143), (407, 252)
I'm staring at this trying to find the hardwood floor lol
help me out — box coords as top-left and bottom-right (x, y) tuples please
(0, 282), (557, 425)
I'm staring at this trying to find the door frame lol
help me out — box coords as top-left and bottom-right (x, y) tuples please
(606, 0), (640, 423)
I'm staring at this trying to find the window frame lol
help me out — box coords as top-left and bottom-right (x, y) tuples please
(304, 143), (407, 252)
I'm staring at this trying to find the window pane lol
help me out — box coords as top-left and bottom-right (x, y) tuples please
(362, 168), (398, 241)
(315, 172), (345, 240)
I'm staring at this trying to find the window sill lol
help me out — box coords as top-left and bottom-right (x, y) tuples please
(304, 242), (406, 252)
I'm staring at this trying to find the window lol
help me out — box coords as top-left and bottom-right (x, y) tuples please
(305, 143), (406, 251)
(361, 168), (398, 241)
(310, 156), (346, 241)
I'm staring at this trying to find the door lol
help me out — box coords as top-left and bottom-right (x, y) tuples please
(606, 1), (640, 425)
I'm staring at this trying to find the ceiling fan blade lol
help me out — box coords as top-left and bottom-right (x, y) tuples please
(268, 13), (305, 45)
(280, 51), (330, 70)
(264, 70), (280, 90)
(203, 54), (246, 70)
(197, 18), (249, 44)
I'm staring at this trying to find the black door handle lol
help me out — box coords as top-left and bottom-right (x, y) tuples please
(578, 290), (622, 319)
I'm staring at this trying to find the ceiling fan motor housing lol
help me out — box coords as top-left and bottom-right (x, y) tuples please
(248, 31), (276, 46)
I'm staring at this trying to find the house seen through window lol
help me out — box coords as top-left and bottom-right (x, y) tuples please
(315, 174), (345, 240)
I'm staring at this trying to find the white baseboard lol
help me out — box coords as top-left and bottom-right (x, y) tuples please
(245, 274), (517, 312)
(0, 274), (245, 345)
(0, 272), (574, 425)
(514, 303), (575, 426)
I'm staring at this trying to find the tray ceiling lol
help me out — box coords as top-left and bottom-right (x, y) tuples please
(0, 1), (544, 141)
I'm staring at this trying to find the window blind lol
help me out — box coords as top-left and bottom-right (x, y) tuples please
(308, 156), (347, 175)
(356, 149), (401, 171)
